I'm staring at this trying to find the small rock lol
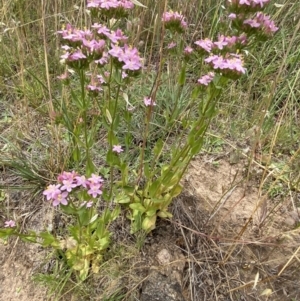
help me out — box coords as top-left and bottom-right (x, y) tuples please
(284, 217), (296, 227)
(157, 249), (171, 265)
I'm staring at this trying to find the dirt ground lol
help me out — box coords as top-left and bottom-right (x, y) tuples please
(1, 156), (300, 301)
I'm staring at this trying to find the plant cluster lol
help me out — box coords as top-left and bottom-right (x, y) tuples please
(1, 0), (278, 286)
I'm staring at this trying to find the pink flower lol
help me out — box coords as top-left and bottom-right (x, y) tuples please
(69, 50), (87, 61)
(52, 191), (68, 206)
(197, 72), (215, 86)
(144, 97), (156, 107)
(224, 56), (246, 74)
(122, 46), (142, 71)
(88, 174), (104, 185)
(184, 46), (193, 54)
(93, 24), (110, 37)
(113, 145), (123, 153)
(86, 201), (93, 207)
(214, 35), (228, 50)
(243, 12), (278, 36)
(108, 44), (124, 59)
(232, 0), (270, 9)
(167, 42), (177, 49)
(194, 39), (214, 53)
(95, 52), (109, 65)
(162, 11), (187, 33)
(61, 179), (77, 192)
(87, 0), (101, 8)
(107, 29), (128, 44)
(4, 220), (16, 228)
(87, 183), (103, 198)
(122, 58), (142, 71)
(58, 171), (78, 183)
(205, 54), (246, 78)
(87, 84), (102, 92)
(119, 0), (134, 9)
(75, 175), (89, 188)
(239, 0), (251, 4)
(99, 0), (118, 9)
(57, 72), (69, 80)
(243, 18), (261, 28)
(43, 184), (61, 201)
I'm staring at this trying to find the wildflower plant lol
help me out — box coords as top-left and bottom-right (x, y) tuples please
(1, 0), (279, 283)
(1, 170), (120, 281)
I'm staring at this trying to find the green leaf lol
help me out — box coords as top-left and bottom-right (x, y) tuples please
(157, 211), (173, 218)
(130, 211), (142, 233)
(170, 184), (182, 198)
(74, 209), (89, 227)
(178, 64), (186, 85)
(95, 222), (105, 238)
(69, 225), (81, 242)
(131, 0), (147, 8)
(145, 209), (157, 217)
(120, 163), (129, 184)
(153, 139), (163, 156)
(142, 215), (157, 232)
(40, 231), (56, 247)
(144, 161), (150, 179)
(115, 194), (131, 204)
(101, 208), (112, 224)
(88, 214), (98, 225)
(148, 179), (161, 198)
(190, 138), (204, 155)
(98, 236), (110, 250)
(106, 109), (112, 124)
(106, 150), (120, 166)
(79, 259), (90, 281)
(19, 230), (37, 243)
(86, 157), (95, 175)
(129, 203), (146, 213)
(0, 228), (15, 239)
(61, 204), (77, 215)
(71, 89), (83, 109)
(111, 206), (121, 220)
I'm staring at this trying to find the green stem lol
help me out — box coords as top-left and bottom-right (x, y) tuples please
(79, 69), (91, 174)
(108, 78), (121, 200)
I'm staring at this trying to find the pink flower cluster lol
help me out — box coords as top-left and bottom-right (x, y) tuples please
(227, 0), (278, 38)
(204, 54), (246, 78)
(43, 171), (104, 207)
(228, 0), (270, 12)
(243, 12), (278, 36)
(87, 74), (106, 93)
(58, 22), (143, 85)
(162, 11), (187, 33)
(92, 25), (128, 44)
(87, 0), (134, 17)
(193, 35), (247, 79)
(195, 34), (247, 54)
(108, 44), (142, 71)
